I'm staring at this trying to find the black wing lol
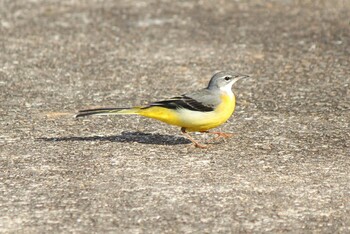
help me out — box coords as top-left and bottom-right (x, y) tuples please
(142, 95), (214, 112)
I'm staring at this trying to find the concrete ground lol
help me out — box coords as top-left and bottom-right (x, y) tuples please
(1, 0), (349, 233)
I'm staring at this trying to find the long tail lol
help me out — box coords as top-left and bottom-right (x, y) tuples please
(75, 107), (139, 118)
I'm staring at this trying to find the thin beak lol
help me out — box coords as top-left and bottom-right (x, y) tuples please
(235, 74), (250, 81)
(240, 75), (250, 79)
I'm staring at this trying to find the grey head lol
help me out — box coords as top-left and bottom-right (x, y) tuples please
(207, 71), (249, 91)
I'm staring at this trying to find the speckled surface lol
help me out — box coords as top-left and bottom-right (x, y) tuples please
(1, 0), (349, 232)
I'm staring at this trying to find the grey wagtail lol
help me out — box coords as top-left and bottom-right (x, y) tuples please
(76, 71), (249, 148)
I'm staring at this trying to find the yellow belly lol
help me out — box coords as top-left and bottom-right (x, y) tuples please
(137, 94), (236, 132)
(137, 106), (185, 126)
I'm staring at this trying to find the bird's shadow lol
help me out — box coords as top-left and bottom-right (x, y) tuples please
(38, 131), (191, 146)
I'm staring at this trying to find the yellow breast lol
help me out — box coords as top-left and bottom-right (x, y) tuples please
(212, 93), (236, 126)
(136, 93), (236, 132)
(184, 93), (235, 131)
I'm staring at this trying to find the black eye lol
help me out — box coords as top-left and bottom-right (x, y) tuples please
(224, 76), (231, 81)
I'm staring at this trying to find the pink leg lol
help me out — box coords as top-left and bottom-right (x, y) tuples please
(201, 131), (233, 140)
(181, 128), (208, 149)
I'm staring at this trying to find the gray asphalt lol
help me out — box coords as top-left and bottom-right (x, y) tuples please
(1, 0), (350, 233)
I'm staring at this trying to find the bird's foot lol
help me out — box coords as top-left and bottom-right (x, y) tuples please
(211, 132), (233, 139)
(194, 142), (208, 149)
(181, 127), (208, 149)
(201, 131), (233, 139)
